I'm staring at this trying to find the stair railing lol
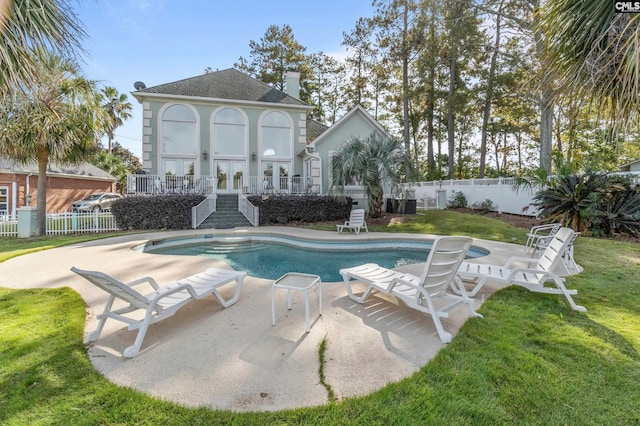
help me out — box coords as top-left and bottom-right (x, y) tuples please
(191, 180), (218, 228)
(238, 192), (259, 227)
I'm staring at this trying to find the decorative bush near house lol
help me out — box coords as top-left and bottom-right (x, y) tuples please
(247, 195), (352, 225)
(111, 195), (205, 230)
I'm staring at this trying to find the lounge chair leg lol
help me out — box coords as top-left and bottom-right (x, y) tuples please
(124, 322), (150, 358)
(211, 275), (245, 308)
(341, 274), (374, 303)
(553, 278), (587, 312)
(85, 296), (115, 343)
(85, 322), (106, 343)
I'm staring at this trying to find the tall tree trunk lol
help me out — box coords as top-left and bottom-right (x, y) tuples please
(539, 88), (553, 172)
(479, 1), (503, 178)
(532, 1), (553, 173)
(36, 148), (48, 236)
(447, 2), (462, 179)
(402, 1), (412, 180)
(426, 20), (436, 176)
(447, 58), (456, 179)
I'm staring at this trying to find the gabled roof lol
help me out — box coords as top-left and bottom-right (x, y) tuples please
(132, 68), (309, 107)
(306, 118), (329, 142)
(619, 159), (640, 171)
(0, 158), (115, 181)
(310, 105), (392, 149)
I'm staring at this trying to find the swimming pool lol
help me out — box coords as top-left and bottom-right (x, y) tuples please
(139, 234), (488, 282)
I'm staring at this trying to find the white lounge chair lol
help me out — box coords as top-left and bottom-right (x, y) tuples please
(71, 266), (247, 357)
(340, 236), (482, 343)
(457, 227), (586, 312)
(336, 208), (368, 234)
(525, 222), (561, 255)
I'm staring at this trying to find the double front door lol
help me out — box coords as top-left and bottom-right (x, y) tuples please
(215, 160), (246, 192)
(262, 161), (290, 193)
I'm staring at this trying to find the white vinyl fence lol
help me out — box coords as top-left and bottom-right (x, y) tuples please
(404, 178), (540, 216)
(0, 211), (119, 237)
(0, 216), (18, 237)
(406, 172), (640, 217)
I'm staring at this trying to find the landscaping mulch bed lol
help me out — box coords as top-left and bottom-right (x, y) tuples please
(454, 208), (542, 230)
(361, 209), (542, 230)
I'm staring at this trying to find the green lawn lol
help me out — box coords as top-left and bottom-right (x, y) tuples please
(1, 211), (639, 425)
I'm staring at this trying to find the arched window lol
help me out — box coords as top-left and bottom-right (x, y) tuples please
(260, 111), (292, 158)
(213, 108), (246, 156)
(161, 104), (197, 154)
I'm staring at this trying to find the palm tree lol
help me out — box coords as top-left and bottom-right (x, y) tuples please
(331, 132), (407, 218)
(0, 0), (85, 94)
(0, 50), (102, 235)
(542, 1), (640, 122)
(101, 86), (132, 153)
(92, 151), (129, 194)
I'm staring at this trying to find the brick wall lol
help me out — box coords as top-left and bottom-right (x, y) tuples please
(0, 172), (114, 214)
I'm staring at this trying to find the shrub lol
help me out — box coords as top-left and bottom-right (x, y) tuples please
(532, 171), (640, 237)
(447, 191), (467, 209)
(531, 171), (604, 231)
(247, 195), (352, 225)
(589, 188), (640, 237)
(111, 195), (205, 230)
(471, 199), (496, 214)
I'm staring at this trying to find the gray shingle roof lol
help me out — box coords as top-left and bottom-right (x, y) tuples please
(134, 68), (308, 106)
(0, 158), (115, 180)
(306, 118), (328, 142)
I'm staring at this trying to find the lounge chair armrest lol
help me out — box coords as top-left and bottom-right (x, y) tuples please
(147, 283), (199, 306)
(127, 276), (160, 289)
(528, 223), (558, 236)
(504, 256), (538, 268)
(388, 274), (420, 291)
(508, 267), (564, 282)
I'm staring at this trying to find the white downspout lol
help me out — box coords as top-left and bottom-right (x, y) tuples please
(304, 146), (322, 194)
(26, 173), (32, 206)
(11, 181), (17, 217)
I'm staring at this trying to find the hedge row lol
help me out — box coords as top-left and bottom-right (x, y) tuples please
(247, 194), (353, 225)
(111, 195), (206, 230)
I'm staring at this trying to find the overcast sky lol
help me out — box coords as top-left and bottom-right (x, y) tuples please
(76, 0), (375, 158)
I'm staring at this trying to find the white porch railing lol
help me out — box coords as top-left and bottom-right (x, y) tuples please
(238, 193), (259, 226)
(126, 174), (214, 195)
(242, 176), (320, 195)
(126, 174), (320, 196)
(192, 193), (217, 229)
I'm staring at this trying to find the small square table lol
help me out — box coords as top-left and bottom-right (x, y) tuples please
(271, 272), (322, 332)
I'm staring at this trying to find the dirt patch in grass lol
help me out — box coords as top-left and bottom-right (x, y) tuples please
(453, 208), (542, 230)
(362, 209), (541, 230)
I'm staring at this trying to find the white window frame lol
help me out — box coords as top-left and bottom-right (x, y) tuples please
(258, 110), (294, 161)
(157, 103), (200, 175)
(210, 106), (249, 158)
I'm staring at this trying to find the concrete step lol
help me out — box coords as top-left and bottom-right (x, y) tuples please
(198, 210), (252, 229)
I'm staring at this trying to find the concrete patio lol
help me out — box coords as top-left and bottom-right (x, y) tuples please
(0, 227), (523, 412)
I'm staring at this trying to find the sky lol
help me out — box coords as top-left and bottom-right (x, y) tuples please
(75, 0), (376, 159)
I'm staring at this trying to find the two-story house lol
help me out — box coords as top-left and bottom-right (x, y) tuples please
(130, 68), (392, 204)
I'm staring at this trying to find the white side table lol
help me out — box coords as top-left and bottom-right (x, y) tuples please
(271, 272), (322, 332)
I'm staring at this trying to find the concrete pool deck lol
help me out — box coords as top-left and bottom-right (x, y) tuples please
(1, 227), (533, 412)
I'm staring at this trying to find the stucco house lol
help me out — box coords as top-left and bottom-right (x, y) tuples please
(129, 68), (392, 204)
(619, 159), (640, 173)
(0, 158), (116, 217)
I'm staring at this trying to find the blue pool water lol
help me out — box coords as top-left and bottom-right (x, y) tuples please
(141, 234), (488, 282)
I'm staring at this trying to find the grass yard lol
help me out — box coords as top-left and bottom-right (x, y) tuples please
(1, 210), (639, 425)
